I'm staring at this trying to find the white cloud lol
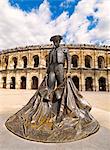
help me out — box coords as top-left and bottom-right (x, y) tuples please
(65, 0), (97, 44)
(88, 0), (110, 44)
(0, 0), (69, 49)
(0, 0), (110, 50)
(65, 0), (110, 45)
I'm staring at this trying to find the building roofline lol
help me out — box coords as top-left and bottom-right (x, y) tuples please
(0, 44), (110, 55)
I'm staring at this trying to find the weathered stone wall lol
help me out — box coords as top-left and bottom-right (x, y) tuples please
(0, 44), (110, 91)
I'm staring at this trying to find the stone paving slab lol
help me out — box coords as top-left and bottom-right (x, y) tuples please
(0, 90), (110, 150)
(0, 113), (110, 150)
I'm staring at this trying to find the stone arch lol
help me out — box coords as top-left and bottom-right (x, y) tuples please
(5, 56), (8, 69)
(2, 77), (6, 88)
(71, 55), (79, 67)
(98, 56), (105, 68)
(72, 76), (79, 90)
(85, 77), (93, 91)
(33, 55), (39, 67)
(20, 76), (26, 89)
(85, 55), (92, 68)
(12, 57), (17, 69)
(22, 56), (27, 68)
(99, 77), (106, 91)
(10, 77), (16, 89)
(31, 76), (38, 89)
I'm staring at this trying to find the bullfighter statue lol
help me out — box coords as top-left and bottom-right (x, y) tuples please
(5, 35), (100, 143)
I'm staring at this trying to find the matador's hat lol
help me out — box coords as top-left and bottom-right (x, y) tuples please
(50, 35), (63, 42)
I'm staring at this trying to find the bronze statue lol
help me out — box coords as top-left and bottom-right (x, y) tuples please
(47, 35), (71, 90)
(5, 35), (100, 143)
(45, 35), (71, 121)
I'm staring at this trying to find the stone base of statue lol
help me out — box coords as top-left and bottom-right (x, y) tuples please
(5, 76), (100, 143)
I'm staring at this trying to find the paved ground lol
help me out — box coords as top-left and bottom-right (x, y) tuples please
(0, 89), (110, 150)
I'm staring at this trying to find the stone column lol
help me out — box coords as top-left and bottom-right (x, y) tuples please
(26, 72), (31, 90)
(1, 55), (5, 70)
(0, 56), (2, 71)
(40, 50), (46, 69)
(106, 51), (109, 91)
(79, 70), (82, 91)
(94, 50), (97, 68)
(79, 76), (82, 91)
(79, 49), (84, 91)
(93, 74), (96, 91)
(0, 74), (2, 88)
(80, 49), (85, 68)
(108, 54), (110, 69)
(18, 54), (23, 69)
(27, 51), (32, 68)
(16, 73), (21, 89)
(35, 69), (42, 86)
(8, 55), (13, 69)
(108, 70), (110, 92)
(93, 50), (96, 91)
(81, 72), (85, 91)
(95, 76), (99, 91)
(6, 73), (11, 89)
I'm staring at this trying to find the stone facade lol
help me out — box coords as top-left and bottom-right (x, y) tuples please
(0, 44), (110, 91)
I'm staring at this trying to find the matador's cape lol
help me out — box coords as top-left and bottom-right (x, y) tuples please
(5, 76), (100, 143)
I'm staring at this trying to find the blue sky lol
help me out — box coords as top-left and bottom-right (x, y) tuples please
(9, 0), (80, 19)
(0, 0), (110, 49)
(9, 0), (98, 31)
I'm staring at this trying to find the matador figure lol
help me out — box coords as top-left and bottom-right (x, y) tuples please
(5, 35), (100, 143)
(45, 35), (71, 119)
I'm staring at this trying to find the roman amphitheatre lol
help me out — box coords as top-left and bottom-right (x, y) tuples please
(0, 44), (110, 91)
(0, 44), (110, 150)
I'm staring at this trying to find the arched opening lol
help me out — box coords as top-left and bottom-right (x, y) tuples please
(22, 56), (27, 68)
(0, 59), (1, 67)
(85, 77), (93, 91)
(20, 76), (26, 89)
(5, 56), (8, 69)
(2, 77), (6, 88)
(98, 56), (105, 68)
(72, 76), (79, 90)
(31, 76), (38, 89)
(45, 55), (49, 67)
(10, 77), (16, 89)
(13, 57), (17, 69)
(85, 55), (92, 68)
(33, 55), (39, 67)
(99, 77), (106, 91)
(71, 55), (79, 67)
